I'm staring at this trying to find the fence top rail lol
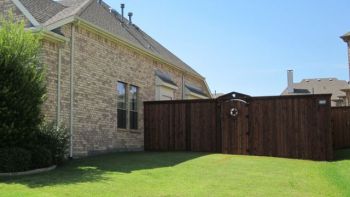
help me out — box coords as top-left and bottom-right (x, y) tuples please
(332, 106), (350, 109)
(252, 94), (331, 100)
(144, 99), (216, 105)
(144, 94), (332, 105)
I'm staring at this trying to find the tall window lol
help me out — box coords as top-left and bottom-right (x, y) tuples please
(117, 82), (127, 129)
(129, 85), (138, 129)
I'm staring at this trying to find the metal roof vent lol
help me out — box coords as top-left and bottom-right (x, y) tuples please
(306, 79), (310, 82)
(329, 78), (333, 81)
(128, 12), (133, 25)
(121, 3), (125, 23)
(317, 79), (321, 81)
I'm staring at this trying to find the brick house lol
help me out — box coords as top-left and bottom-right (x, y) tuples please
(1, 0), (211, 157)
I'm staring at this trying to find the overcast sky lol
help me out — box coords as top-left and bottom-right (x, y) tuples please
(104, 0), (350, 96)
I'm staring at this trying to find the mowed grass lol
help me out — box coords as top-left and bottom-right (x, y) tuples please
(1, 150), (350, 197)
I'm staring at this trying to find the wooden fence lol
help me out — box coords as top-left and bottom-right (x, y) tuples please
(144, 94), (333, 160)
(144, 93), (333, 161)
(332, 107), (350, 149)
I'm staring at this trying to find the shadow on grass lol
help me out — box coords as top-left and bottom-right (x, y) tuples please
(333, 149), (350, 161)
(0, 151), (206, 188)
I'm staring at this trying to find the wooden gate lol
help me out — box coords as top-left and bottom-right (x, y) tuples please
(220, 98), (250, 155)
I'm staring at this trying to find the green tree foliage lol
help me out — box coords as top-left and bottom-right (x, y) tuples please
(0, 13), (46, 148)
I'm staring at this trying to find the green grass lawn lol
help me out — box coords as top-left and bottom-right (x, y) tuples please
(1, 150), (350, 197)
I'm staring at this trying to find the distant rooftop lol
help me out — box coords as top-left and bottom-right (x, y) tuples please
(281, 78), (349, 103)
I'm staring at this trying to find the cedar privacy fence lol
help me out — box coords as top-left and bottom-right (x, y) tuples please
(144, 93), (334, 161)
(332, 106), (350, 150)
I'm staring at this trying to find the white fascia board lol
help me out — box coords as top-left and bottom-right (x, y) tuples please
(45, 15), (76, 31)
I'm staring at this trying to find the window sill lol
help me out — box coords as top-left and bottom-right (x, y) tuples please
(117, 128), (141, 134)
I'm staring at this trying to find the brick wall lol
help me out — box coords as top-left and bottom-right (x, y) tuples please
(40, 24), (209, 157)
(0, 0), (30, 26)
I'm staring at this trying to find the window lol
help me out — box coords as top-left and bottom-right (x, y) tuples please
(117, 82), (127, 129)
(129, 85), (138, 129)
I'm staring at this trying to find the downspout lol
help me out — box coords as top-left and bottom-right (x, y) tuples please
(182, 74), (185, 99)
(57, 47), (62, 127)
(348, 41), (350, 82)
(69, 24), (76, 158)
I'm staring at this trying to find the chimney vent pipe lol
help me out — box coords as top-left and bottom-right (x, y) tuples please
(287, 70), (294, 93)
(128, 12), (133, 25)
(121, 3), (125, 23)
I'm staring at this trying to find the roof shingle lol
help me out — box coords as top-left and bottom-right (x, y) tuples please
(19, 0), (66, 23)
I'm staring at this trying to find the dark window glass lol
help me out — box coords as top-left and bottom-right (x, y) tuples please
(117, 82), (127, 129)
(129, 85), (138, 129)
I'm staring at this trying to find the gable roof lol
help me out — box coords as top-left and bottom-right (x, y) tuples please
(281, 78), (349, 101)
(16, 0), (203, 79)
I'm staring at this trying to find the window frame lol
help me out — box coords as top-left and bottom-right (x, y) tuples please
(129, 85), (139, 130)
(117, 81), (127, 129)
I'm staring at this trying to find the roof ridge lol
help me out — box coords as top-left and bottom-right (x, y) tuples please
(43, 0), (92, 27)
(74, 0), (94, 16)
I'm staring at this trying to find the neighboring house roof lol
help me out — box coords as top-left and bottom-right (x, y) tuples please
(293, 88), (311, 94)
(281, 78), (349, 101)
(16, 0), (203, 79)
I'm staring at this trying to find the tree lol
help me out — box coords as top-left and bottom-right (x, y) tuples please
(0, 12), (46, 148)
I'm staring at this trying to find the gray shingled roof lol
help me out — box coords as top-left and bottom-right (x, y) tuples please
(43, 0), (91, 26)
(281, 78), (349, 102)
(18, 0), (203, 78)
(19, 0), (66, 23)
(78, 0), (201, 77)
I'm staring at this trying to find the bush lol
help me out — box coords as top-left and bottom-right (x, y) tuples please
(0, 147), (31, 173)
(30, 146), (53, 169)
(36, 122), (70, 165)
(0, 13), (46, 149)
